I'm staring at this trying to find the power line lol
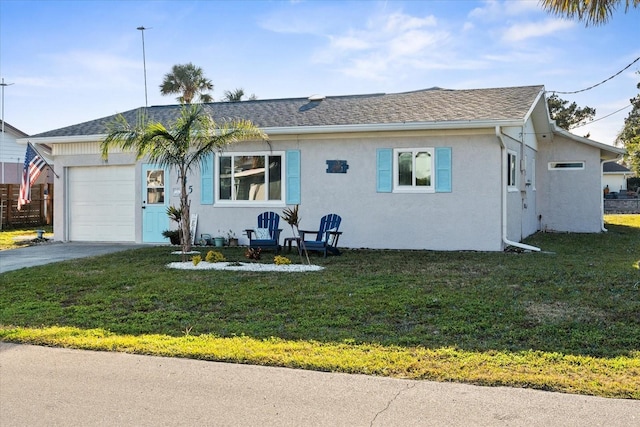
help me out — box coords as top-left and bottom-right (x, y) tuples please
(570, 103), (632, 130)
(549, 56), (640, 95)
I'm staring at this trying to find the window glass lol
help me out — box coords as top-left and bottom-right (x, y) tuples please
(146, 169), (165, 204)
(549, 161), (584, 170)
(507, 152), (517, 187)
(398, 152), (413, 186)
(217, 153), (284, 203)
(219, 156), (232, 200)
(415, 151), (431, 186)
(394, 148), (434, 192)
(268, 155), (282, 200)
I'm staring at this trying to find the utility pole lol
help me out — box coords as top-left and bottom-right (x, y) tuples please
(137, 26), (150, 107)
(1, 77), (15, 185)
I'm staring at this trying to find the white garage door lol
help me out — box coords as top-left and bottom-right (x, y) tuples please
(68, 165), (135, 242)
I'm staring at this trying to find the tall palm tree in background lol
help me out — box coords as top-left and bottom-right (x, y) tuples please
(223, 88), (258, 102)
(540, 0), (639, 25)
(101, 105), (267, 255)
(160, 63), (214, 104)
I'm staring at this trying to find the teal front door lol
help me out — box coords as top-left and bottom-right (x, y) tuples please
(142, 164), (169, 243)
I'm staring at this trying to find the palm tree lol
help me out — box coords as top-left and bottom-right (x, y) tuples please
(223, 88), (245, 102)
(159, 63), (214, 104)
(223, 88), (258, 102)
(101, 105), (267, 255)
(540, 0), (639, 26)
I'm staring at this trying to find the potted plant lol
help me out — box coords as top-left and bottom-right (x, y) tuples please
(227, 229), (238, 247)
(163, 206), (183, 245)
(162, 229), (181, 245)
(214, 230), (226, 247)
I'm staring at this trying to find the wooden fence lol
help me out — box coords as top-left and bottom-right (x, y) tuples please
(0, 184), (54, 228)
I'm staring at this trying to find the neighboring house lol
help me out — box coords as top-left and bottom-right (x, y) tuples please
(20, 85), (624, 251)
(0, 120), (53, 184)
(603, 162), (634, 194)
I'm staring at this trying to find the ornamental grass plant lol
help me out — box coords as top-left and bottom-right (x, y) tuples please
(1, 215), (638, 398)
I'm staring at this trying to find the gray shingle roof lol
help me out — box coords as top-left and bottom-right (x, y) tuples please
(33, 85), (544, 138)
(603, 162), (631, 173)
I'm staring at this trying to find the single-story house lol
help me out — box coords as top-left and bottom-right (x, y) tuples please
(20, 85), (624, 251)
(1, 120), (55, 184)
(603, 161), (634, 194)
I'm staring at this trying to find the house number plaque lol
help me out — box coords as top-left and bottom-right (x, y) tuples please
(326, 160), (349, 174)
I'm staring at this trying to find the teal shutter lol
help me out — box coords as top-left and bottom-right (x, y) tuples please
(286, 150), (301, 204)
(376, 149), (392, 192)
(201, 153), (214, 204)
(435, 147), (452, 193)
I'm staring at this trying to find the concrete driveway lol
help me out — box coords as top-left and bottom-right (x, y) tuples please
(0, 241), (147, 273)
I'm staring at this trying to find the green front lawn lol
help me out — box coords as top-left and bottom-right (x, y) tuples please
(1, 215), (639, 398)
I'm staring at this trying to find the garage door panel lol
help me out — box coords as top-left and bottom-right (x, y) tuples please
(68, 166), (135, 242)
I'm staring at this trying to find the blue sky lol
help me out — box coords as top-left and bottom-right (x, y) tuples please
(1, 0), (638, 145)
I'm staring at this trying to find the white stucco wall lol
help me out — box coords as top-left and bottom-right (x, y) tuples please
(536, 134), (603, 233)
(45, 129), (519, 250)
(185, 130), (505, 251)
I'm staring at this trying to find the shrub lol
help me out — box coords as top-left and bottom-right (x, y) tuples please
(245, 247), (261, 260)
(205, 250), (226, 263)
(192, 255), (202, 266)
(274, 255), (291, 265)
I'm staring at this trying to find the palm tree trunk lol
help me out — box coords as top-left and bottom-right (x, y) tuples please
(179, 170), (192, 259)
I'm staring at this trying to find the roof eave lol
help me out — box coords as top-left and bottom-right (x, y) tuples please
(18, 120), (526, 144)
(263, 119), (526, 135)
(551, 124), (625, 159)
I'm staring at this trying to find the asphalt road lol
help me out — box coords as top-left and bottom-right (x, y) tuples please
(1, 343), (639, 426)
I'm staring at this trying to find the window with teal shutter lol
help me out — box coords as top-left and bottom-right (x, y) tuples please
(435, 147), (452, 193)
(286, 150), (301, 204)
(376, 148), (392, 192)
(201, 153), (214, 204)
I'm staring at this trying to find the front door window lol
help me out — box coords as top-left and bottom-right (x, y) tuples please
(146, 169), (165, 204)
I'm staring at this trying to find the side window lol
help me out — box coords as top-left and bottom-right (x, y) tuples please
(507, 151), (517, 189)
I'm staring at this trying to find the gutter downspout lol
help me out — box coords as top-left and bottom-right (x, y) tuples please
(601, 158), (622, 232)
(496, 126), (541, 252)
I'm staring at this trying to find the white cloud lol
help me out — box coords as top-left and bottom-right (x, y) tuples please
(310, 10), (449, 81)
(469, 0), (541, 20)
(502, 18), (574, 42)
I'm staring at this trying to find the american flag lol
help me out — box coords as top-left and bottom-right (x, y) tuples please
(17, 143), (48, 211)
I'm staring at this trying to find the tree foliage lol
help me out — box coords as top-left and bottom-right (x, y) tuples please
(159, 63), (214, 104)
(101, 105), (267, 254)
(223, 88), (257, 102)
(617, 76), (640, 174)
(547, 94), (596, 131)
(540, 0), (640, 26)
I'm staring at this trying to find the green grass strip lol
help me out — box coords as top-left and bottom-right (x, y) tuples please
(2, 326), (638, 399)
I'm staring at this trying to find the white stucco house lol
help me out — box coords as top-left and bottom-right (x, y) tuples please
(20, 85), (624, 251)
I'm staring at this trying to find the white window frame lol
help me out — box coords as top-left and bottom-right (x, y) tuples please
(215, 151), (286, 206)
(507, 150), (518, 191)
(393, 148), (435, 193)
(548, 161), (585, 170)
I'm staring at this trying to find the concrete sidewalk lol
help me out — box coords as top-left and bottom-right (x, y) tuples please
(1, 343), (638, 426)
(0, 242), (147, 273)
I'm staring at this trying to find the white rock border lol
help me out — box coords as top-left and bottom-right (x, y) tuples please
(167, 261), (324, 272)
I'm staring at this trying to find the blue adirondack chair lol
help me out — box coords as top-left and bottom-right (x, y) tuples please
(298, 214), (342, 257)
(245, 211), (282, 253)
